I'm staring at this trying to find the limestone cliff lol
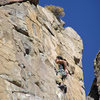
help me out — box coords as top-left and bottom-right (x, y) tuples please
(87, 51), (100, 100)
(0, 1), (85, 100)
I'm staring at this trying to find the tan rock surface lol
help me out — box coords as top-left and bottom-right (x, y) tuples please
(0, 2), (85, 100)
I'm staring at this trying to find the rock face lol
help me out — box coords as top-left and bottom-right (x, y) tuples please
(87, 51), (100, 100)
(0, 0), (39, 6)
(0, 1), (85, 100)
(0, 0), (24, 5)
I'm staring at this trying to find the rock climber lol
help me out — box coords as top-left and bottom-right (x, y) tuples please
(55, 56), (69, 82)
(55, 56), (69, 93)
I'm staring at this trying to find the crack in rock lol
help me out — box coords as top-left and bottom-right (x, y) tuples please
(0, 74), (24, 88)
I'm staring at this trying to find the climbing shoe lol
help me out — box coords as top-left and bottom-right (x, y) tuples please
(58, 84), (67, 93)
(58, 84), (65, 89)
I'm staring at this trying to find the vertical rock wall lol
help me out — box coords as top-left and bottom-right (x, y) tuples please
(87, 51), (100, 100)
(0, 1), (85, 100)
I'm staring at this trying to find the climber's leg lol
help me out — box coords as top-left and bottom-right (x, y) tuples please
(56, 73), (62, 85)
(64, 85), (67, 93)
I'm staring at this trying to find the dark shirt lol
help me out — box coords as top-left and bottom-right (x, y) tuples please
(58, 63), (65, 71)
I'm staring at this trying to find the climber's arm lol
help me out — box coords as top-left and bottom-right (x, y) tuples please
(56, 59), (64, 64)
(56, 64), (59, 71)
(63, 61), (67, 70)
(63, 60), (69, 75)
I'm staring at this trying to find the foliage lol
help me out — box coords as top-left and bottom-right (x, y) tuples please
(45, 5), (65, 18)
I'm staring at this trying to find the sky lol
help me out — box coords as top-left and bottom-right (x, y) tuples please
(39, 0), (100, 95)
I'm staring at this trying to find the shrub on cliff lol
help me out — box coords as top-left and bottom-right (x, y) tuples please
(45, 5), (65, 19)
